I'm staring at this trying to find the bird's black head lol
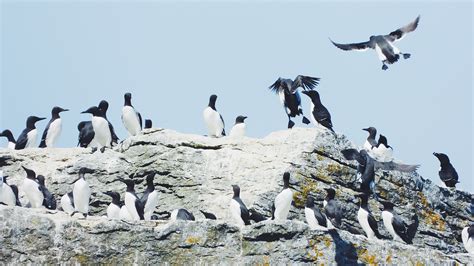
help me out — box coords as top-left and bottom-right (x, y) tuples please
(119, 178), (135, 190)
(235, 116), (247, 124)
(98, 100), (109, 113)
(77, 121), (88, 131)
(81, 106), (102, 117)
(26, 116), (46, 128)
(378, 135), (389, 146)
(282, 172), (290, 188)
(146, 172), (156, 185)
(306, 195), (315, 208)
(22, 166), (36, 179)
(362, 127), (377, 138)
(144, 119), (152, 129)
(208, 94), (218, 110)
(52, 106), (69, 116)
(104, 191), (120, 202)
(124, 92), (133, 106)
(433, 152), (450, 165)
(380, 201), (395, 211)
(37, 175), (46, 186)
(79, 168), (94, 175)
(232, 184), (240, 197)
(325, 188), (336, 200)
(0, 129), (15, 142)
(301, 90), (320, 103)
(356, 193), (369, 206)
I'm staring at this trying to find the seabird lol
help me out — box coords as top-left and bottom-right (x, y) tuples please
(229, 116), (247, 137)
(72, 168), (92, 217)
(229, 185), (250, 227)
(39, 106), (69, 148)
(323, 188), (342, 229)
(305, 196), (328, 231)
(122, 92), (142, 136)
(356, 193), (383, 240)
(81, 106), (112, 152)
(362, 127), (377, 151)
(200, 210), (217, 220)
(98, 100), (119, 145)
(341, 149), (377, 198)
(10, 184), (21, 206)
(433, 153), (459, 188)
(77, 121), (95, 148)
(37, 175), (56, 210)
(120, 178), (144, 221)
(380, 200), (418, 244)
(272, 172), (293, 221)
(119, 205), (133, 221)
(144, 119), (153, 129)
(249, 208), (267, 223)
(170, 208), (195, 221)
(21, 166), (44, 208)
(0, 130), (16, 149)
(140, 173), (159, 221)
(462, 224), (474, 254)
(203, 94), (226, 137)
(371, 134), (393, 162)
(342, 148), (419, 174)
(268, 75), (319, 129)
(60, 192), (75, 214)
(15, 116), (46, 150)
(1, 175), (16, 206)
(331, 15), (420, 70)
(301, 90), (334, 132)
(103, 191), (121, 219)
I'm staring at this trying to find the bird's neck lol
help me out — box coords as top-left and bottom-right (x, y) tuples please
(52, 112), (60, 120)
(124, 98), (132, 107)
(26, 122), (37, 129)
(112, 197), (120, 205)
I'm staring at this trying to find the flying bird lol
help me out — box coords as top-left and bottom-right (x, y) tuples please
(433, 152), (459, 188)
(269, 76), (320, 129)
(331, 16), (420, 70)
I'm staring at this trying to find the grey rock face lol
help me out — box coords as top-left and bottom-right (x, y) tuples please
(0, 127), (472, 264)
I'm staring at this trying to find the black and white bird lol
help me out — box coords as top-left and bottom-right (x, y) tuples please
(323, 188), (342, 229)
(229, 116), (247, 137)
(203, 94), (225, 137)
(140, 173), (159, 221)
(39, 106), (69, 148)
(119, 205), (133, 221)
(371, 135), (393, 162)
(122, 93), (142, 136)
(268, 76), (319, 129)
(272, 172), (293, 221)
(10, 184), (21, 206)
(170, 208), (195, 221)
(200, 210), (217, 220)
(103, 191), (121, 219)
(331, 16), (420, 70)
(15, 116), (46, 150)
(77, 121), (95, 148)
(120, 178), (144, 221)
(362, 127), (378, 151)
(81, 106), (112, 152)
(341, 149), (377, 198)
(380, 200), (418, 244)
(0, 130), (16, 149)
(60, 192), (75, 214)
(433, 153), (459, 188)
(229, 185), (250, 227)
(21, 166), (44, 208)
(461, 224), (474, 254)
(72, 168), (92, 217)
(144, 119), (153, 129)
(305, 196), (328, 231)
(357, 193), (383, 240)
(1, 175), (17, 206)
(98, 100), (119, 145)
(37, 175), (56, 210)
(301, 90), (334, 132)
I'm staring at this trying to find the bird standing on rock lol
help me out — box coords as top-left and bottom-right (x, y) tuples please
(21, 166), (44, 208)
(229, 185), (250, 227)
(122, 92), (142, 136)
(0, 130), (16, 149)
(272, 172), (294, 221)
(301, 90), (334, 132)
(203, 94), (226, 137)
(15, 116), (46, 150)
(39, 106), (69, 148)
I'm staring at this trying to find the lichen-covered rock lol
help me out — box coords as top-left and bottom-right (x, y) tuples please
(0, 127), (472, 264)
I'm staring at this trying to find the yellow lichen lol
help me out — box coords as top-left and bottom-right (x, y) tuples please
(386, 252), (392, 264)
(185, 236), (200, 245)
(293, 179), (318, 208)
(357, 248), (377, 265)
(418, 192), (446, 231)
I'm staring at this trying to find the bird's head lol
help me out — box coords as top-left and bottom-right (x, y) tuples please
(433, 152), (450, 164)
(301, 90), (320, 102)
(235, 116), (247, 124)
(26, 116), (46, 128)
(81, 106), (101, 116)
(52, 106), (69, 116)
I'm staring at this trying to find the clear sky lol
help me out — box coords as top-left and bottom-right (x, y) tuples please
(1, 1), (472, 192)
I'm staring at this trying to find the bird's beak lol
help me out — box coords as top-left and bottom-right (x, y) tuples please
(362, 128), (369, 132)
(243, 116), (248, 120)
(62, 109), (70, 112)
(38, 117), (46, 121)
(433, 152), (438, 157)
(80, 110), (88, 114)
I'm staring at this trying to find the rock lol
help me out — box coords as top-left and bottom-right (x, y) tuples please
(0, 127), (472, 263)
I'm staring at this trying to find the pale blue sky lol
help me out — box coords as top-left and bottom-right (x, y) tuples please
(1, 1), (472, 192)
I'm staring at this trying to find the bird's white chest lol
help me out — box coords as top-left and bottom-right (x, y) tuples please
(46, 118), (62, 147)
(274, 188), (293, 221)
(305, 207), (319, 230)
(462, 227), (474, 254)
(119, 205), (133, 221)
(363, 140), (373, 151)
(122, 106), (141, 136)
(229, 123), (246, 137)
(92, 117), (111, 147)
(107, 203), (121, 219)
(7, 142), (15, 149)
(229, 198), (244, 226)
(1, 184), (16, 206)
(73, 178), (90, 213)
(22, 178), (43, 208)
(203, 107), (224, 137)
(358, 208), (375, 239)
(60, 194), (74, 214)
(124, 192), (140, 220)
(375, 44), (387, 61)
(372, 145), (393, 162)
(382, 211), (400, 241)
(26, 129), (37, 148)
(144, 191), (159, 220)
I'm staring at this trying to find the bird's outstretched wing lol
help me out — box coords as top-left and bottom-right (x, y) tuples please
(269, 78), (282, 94)
(375, 161), (419, 172)
(386, 15), (420, 42)
(341, 149), (365, 165)
(330, 39), (372, 51)
(292, 75), (320, 91)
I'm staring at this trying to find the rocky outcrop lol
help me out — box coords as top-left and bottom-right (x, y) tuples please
(0, 127), (472, 264)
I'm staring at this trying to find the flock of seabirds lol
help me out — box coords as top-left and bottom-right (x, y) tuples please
(0, 15), (473, 255)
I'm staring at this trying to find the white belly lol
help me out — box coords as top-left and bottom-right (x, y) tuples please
(229, 199), (244, 227)
(73, 179), (90, 214)
(26, 129), (37, 148)
(382, 211), (403, 242)
(45, 118), (62, 147)
(372, 145), (393, 162)
(122, 106), (141, 136)
(274, 188), (293, 221)
(144, 191), (159, 221)
(1, 184), (16, 206)
(358, 208), (375, 239)
(462, 227), (474, 254)
(229, 123), (246, 137)
(309, 102), (318, 127)
(363, 140), (373, 151)
(119, 205), (133, 221)
(60, 194), (75, 214)
(375, 44), (387, 61)
(125, 193), (140, 221)
(305, 207), (327, 231)
(107, 203), (121, 219)
(8, 142), (15, 149)
(22, 178), (43, 208)
(92, 117), (111, 148)
(203, 107), (224, 137)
